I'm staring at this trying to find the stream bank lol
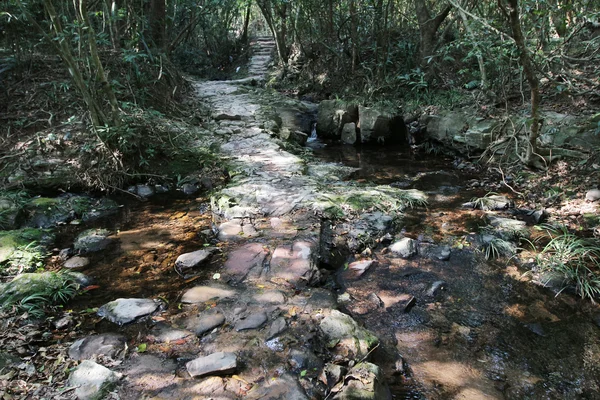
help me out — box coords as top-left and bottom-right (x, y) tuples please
(1, 36), (600, 400)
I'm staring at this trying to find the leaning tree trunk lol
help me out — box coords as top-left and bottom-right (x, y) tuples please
(505, 0), (541, 167)
(414, 0), (451, 67)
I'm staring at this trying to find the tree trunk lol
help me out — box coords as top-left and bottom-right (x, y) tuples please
(149, 0), (166, 50)
(457, 4), (487, 88)
(414, 0), (451, 66)
(241, 1), (251, 43)
(504, 0), (541, 167)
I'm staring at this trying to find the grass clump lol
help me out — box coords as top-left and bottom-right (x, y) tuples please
(0, 271), (81, 318)
(0, 228), (53, 275)
(535, 225), (600, 301)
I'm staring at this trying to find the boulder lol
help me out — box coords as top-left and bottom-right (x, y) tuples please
(320, 310), (379, 359)
(186, 352), (237, 378)
(358, 106), (391, 144)
(317, 100), (358, 138)
(97, 298), (159, 325)
(64, 256), (90, 270)
(68, 360), (121, 400)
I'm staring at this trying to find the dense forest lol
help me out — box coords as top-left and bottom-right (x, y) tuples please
(1, 1), (600, 399)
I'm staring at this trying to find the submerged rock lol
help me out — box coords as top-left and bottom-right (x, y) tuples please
(186, 352), (237, 378)
(68, 334), (127, 360)
(68, 360), (121, 400)
(74, 229), (112, 254)
(186, 309), (226, 336)
(97, 298), (159, 325)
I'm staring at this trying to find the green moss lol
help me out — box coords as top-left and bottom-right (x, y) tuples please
(0, 228), (53, 275)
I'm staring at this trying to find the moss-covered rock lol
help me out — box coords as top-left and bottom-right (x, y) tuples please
(74, 229), (113, 254)
(0, 271), (80, 306)
(320, 310), (379, 360)
(23, 195), (120, 228)
(333, 362), (391, 400)
(0, 228), (53, 275)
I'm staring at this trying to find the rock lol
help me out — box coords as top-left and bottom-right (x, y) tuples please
(348, 260), (376, 278)
(223, 243), (269, 282)
(0, 352), (20, 371)
(332, 362), (391, 400)
(68, 334), (127, 360)
(341, 122), (357, 145)
(289, 348), (323, 371)
(235, 311), (268, 331)
(97, 298), (159, 325)
(320, 310), (379, 359)
(181, 285), (237, 304)
(54, 314), (74, 329)
(266, 317), (287, 339)
(181, 183), (199, 195)
(269, 241), (320, 286)
(395, 294), (416, 313)
(427, 280), (446, 297)
(217, 220), (259, 242)
(64, 256), (90, 270)
(320, 363), (346, 389)
(254, 290), (286, 304)
(74, 229), (112, 254)
(175, 248), (215, 270)
(463, 195), (513, 210)
(389, 238), (418, 258)
(439, 247), (451, 261)
(486, 215), (528, 239)
(246, 373), (308, 400)
(524, 322), (545, 336)
(58, 248), (72, 260)
(68, 360), (121, 400)
(81, 198), (120, 222)
(187, 310), (226, 336)
(186, 352), (237, 378)
(361, 212), (394, 232)
(586, 189), (600, 202)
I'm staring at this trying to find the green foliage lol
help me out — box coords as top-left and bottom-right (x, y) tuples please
(481, 236), (516, 260)
(0, 190), (29, 230)
(535, 225), (600, 301)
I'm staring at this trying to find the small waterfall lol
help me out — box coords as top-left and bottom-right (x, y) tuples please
(307, 122), (318, 143)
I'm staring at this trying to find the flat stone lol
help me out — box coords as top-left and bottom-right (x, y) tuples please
(97, 298), (159, 325)
(254, 290), (286, 304)
(186, 352), (237, 378)
(68, 360), (121, 400)
(187, 310), (226, 336)
(217, 220), (259, 242)
(68, 334), (127, 360)
(269, 241), (320, 286)
(235, 311), (268, 331)
(181, 285), (237, 304)
(223, 243), (268, 282)
(175, 248), (215, 270)
(148, 323), (193, 343)
(64, 256), (90, 270)
(390, 238), (418, 258)
(266, 317), (287, 340)
(349, 260), (376, 277)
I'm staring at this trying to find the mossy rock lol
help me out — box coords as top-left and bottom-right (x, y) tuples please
(23, 195), (118, 228)
(320, 310), (379, 360)
(74, 229), (113, 254)
(0, 228), (53, 275)
(0, 271), (79, 306)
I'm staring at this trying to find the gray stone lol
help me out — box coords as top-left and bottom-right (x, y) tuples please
(254, 290), (286, 304)
(54, 314), (74, 329)
(68, 360), (121, 400)
(175, 248), (215, 270)
(266, 317), (287, 339)
(64, 256), (90, 270)
(317, 100), (357, 139)
(348, 260), (376, 278)
(186, 352), (237, 378)
(187, 310), (226, 336)
(68, 334), (127, 360)
(235, 311), (268, 331)
(181, 183), (199, 195)
(341, 123), (357, 145)
(181, 285), (237, 304)
(74, 229), (112, 254)
(463, 195), (513, 210)
(586, 189), (600, 202)
(320, 310), (379, 359)
(97, 298), (159, 325)
(332, 362), (391, 400)
(0, 271), (78, 305)
(289, 349), (323, 371)
(427, 280), (447, 297)
(389, 238), (418, 258)
(320, 363), (345, 389)
(135, 185), (155, 198)
(149, 323), (193, 343)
